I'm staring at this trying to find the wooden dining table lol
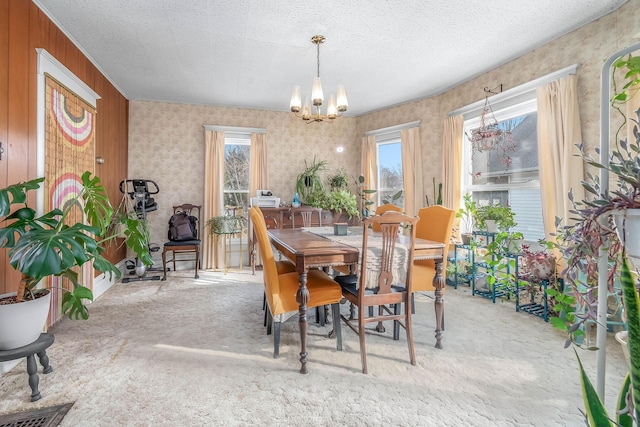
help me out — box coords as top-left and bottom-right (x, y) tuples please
(267, 226), (446, 374)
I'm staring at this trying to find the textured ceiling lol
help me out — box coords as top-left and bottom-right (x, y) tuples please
(33, 0), (627, 116)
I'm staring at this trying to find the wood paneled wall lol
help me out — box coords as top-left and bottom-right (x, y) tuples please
(0, 1), (128, 294)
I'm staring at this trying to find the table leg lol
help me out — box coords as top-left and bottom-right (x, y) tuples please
(37, 350), (53, 374)
(296, 270), (309, 374)
(26, 354), (41, 402)
(434, 258), (445, 349)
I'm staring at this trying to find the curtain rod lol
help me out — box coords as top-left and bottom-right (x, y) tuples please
(203, 125), (266, 134)
(363, 120), (421, 137)
(448, 64), (580, 119)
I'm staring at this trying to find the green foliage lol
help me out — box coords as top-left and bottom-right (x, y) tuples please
(0, 172), (150, 320)
(475, 204), (516, 230)
(381, 190), (403, 205)
(573, 259), (639, 426)
(322, 190), (359, 219)
(328, 168), (349, 191)
(295, 157), (327, 205)
(456, 193), (477, 232)
(355, 174), (376, 218)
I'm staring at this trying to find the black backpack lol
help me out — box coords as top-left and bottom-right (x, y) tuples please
(168, 211), (198, 241)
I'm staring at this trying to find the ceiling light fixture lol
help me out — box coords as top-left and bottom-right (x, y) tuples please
(290, 35), (348, 123)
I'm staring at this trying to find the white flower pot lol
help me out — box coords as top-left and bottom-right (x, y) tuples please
(616, 330), (629, 366)
(484, 220), (498, 232)
(613, 209), (640, 269)
(0, 291), (51, 350)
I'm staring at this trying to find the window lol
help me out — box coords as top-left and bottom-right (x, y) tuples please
(224, 136), (251, 212)
(462, 98), (544, 241)
(376, 140), (404, 208)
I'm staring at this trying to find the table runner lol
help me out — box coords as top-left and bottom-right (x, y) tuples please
(303, 226), (410, 289)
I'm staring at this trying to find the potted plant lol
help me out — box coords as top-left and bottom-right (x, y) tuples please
(322, 189), (359, 221)
(456, 193), (477, 244)
(354, 174), (376, 218)
(295, 157), (327, 205)
(0, 172), (151, 350)
(553, 48), (640, 425)
(328, 168), (349, 192)
(475, 204), (516, 232)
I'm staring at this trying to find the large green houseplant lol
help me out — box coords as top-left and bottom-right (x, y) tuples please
(295, 157), (327, 205)
(0, 172), (151, 348)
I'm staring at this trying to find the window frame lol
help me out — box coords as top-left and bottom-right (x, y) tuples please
(375, 135), (404, 209)
(223, 135), (251, 212)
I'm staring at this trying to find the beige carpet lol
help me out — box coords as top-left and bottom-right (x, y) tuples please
(0, 269), (629, 426)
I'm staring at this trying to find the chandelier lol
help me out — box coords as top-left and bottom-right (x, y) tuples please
(290, 35), (348, 123)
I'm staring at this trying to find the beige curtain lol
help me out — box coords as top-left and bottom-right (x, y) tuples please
(400, 127), (424, 216)
(360, 135), (377, 214)
(536, 75), (584, 242)
(249, 133), (268, 197)
(202, 130), (225, 269)
(442, 115), (464, 212)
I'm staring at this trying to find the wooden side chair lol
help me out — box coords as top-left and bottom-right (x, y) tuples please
(249, 207), (343, 359)
(334, 211), (419, 374)
(161, 204), (201, 280)
(371, 203), (403, 232)
(291, 206), (322, 228)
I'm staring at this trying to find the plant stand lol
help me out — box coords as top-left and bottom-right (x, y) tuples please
(0, 333), (54, 402)
(518, 278), (564, 322)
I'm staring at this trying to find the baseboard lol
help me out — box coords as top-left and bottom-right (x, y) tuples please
(93, 259), (127, 300)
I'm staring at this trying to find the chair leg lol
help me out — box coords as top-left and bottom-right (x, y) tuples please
(405, 300), (416, 366)
(194, 247), (200, 279)
(273, 321), (281, 359)
(332, 303), (342, 351)
(161, 249), (168, 281)
(393, 303), (401, 340)
(316, 305), (326, 326)
(358, 304), (368, 374)
(266, 310), (273, 335)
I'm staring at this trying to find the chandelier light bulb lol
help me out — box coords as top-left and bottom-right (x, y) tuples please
(301, 97), (312, 120)
(327, 94), (337, 119)
(336, 85), (348, 112)
(290, 85), (301, 113)
(311, 77), (323, 106)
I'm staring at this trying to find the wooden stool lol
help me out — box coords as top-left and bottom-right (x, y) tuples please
(0, 333), (54, 402)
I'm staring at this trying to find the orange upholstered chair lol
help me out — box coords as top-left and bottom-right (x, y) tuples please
(251, 207), (296, 275)
(371, 203), (403, 232)
(249, 207), (343, 358)
(411, 205), (455, 292)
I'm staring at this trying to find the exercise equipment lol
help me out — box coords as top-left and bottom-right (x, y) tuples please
(119, 179), (162, 282)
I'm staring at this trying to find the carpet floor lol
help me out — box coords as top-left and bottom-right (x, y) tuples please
(0, 269), (629, 426)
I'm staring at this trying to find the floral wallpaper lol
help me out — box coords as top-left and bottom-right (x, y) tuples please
(129, 0), (638, 254)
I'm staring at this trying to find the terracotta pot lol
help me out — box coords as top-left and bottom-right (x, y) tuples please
(0, 290), (51, 350)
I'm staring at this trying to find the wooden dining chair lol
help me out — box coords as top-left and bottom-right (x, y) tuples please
(161, 204), (201, 280)
(291, 206), (323, 228)
(249, 207), (343, 359)
(371, 203), (403, 232)
(334, 211), (419, 374)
